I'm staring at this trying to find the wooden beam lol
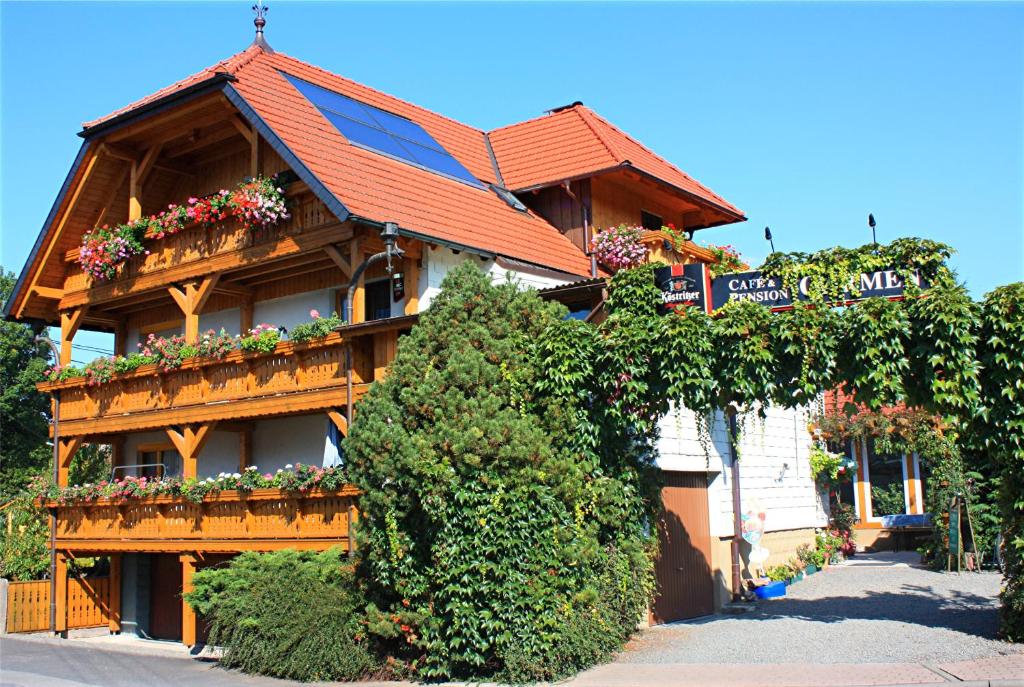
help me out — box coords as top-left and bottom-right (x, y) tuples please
(404, 257), (420, 316)
(108, 554), (122, 633)
(168, 275), (219, 343)
(350, 237), (365, 324)
(107, 95), (223, 143)
(18, 149), (101, 318)
(180, 554), (197, 647)
(240, 296), (254, 334)
(128, 143), (164, 222)
(97, 142), (138, 162)
(60, 308), (88, 366)
(212, 282), (254, 299)
(239, 428), (252, 472)
(55, 552), (69, 634)
(32, 286), (64, 300)
(167, 422), (217, 479)
(327, 410), (348, 437)
(57, 436), (84, 487)
(323, 244), (352, 278)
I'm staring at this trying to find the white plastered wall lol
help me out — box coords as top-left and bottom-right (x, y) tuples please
(418, 246), (573, 311)
(656, 403), (827, 538)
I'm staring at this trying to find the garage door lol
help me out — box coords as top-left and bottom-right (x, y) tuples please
(651, 472), (714, 624)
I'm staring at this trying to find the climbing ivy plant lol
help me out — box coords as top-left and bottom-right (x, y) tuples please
(973, 283), (1024, 641)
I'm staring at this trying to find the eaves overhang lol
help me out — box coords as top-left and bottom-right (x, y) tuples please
(3, 140), (94, 322)
(77, 73), (238, 140)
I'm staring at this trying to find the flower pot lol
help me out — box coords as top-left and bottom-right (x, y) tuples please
(805, 565), (818, 575)
(753, 581), (786, 599)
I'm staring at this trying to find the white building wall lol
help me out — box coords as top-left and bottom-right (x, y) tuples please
(198, 307), (241, 337)
(419, 247), (573, 311)
(251, 413), (334, 474)
(254, 289), (335, 334)
(656, 403), (827, 538)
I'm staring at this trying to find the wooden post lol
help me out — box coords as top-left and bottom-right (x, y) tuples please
(349, 239), (365, 324)
(59, 308), (88, 367)
(108, 554), (122, 633)
(239, 429), (252, 472)
(167, 423), (216, 479)
(240, 296), (254, 335)
(180, 554), (197, 647)
(113, 321), (128, 356)
(168, 276), (219, 344)
(404, 257), (420, 316)
(57, 437), (83, 487)
(55, 552), (68, 635)
(111, 436), (125, 478)
(129, 144), (162, 222)
(250, 129), (260, 178)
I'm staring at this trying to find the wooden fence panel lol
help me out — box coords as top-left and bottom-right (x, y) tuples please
(6, 580), (49, 633)
(68, 576), (110, 629)
(5, 577), (110, 633)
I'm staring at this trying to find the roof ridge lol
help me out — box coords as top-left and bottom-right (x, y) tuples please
(269, 51), (488, 135)
(572, 105), (626, 164)
(488, 106), (572, 135)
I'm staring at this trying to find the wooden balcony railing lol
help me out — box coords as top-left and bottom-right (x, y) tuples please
(48, 487), (360, 553)
(39, 332), (372, 437)
(59, 189), (346, 309)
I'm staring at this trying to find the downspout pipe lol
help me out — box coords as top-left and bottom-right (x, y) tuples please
(36, 335), (61, 634)
(726, 405), (744, 602)
(560, 181), (598, 278)
(344, 222), (404, 427)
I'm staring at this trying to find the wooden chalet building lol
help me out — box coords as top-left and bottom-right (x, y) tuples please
(4, 27), (817, 643)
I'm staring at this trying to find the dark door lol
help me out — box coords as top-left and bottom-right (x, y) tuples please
(149, 554), (182, 640)
(651, 472), (714, 623)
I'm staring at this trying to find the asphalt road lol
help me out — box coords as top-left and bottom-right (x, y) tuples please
(0, 635), (300, 687)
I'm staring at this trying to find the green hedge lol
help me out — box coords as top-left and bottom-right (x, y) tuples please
(185, 549), (380, 682)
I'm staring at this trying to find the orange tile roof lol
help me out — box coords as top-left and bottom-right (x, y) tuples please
(489, 104), (744, 218)
(81, 45), (742, 277)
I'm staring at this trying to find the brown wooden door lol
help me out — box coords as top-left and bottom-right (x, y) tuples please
(149, 554), (182, 641)
(651, 472), (714, 624)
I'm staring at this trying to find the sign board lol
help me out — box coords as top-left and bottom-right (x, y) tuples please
(655, 265), (928, 314)
(654, 263), (708, 315)
(710, 268), (927, 311)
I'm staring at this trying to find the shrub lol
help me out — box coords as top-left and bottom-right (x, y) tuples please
(185, 549), (380, 682)
(345, 262), (655, 679)
(0, 494), (49, 580)
(766, 565), (792, 582)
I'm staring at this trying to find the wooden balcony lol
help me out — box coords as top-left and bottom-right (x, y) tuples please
(59, 188), (349, 310)
(48, 487), (360, 553)
(38, 317), (415, 437)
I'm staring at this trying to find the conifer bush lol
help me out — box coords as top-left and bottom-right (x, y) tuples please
(185, 549), (379, 682)
(345, 262), (656, 680)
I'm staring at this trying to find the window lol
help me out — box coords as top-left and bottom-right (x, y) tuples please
(866, 439), (907, 517)
(641, 210), (663, 232)
(128, 444), (182, 480)
(365, 280), (393, 321)
(283, 73), (481, 187)
(338, 281), (394, 322)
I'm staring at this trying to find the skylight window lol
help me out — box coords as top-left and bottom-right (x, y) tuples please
(283, 73), (481, 187)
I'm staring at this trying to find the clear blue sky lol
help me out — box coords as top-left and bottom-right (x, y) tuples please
(2, 2), (1022, 361)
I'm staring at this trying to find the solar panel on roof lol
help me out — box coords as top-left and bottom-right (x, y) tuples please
(283, 73), (481, 187)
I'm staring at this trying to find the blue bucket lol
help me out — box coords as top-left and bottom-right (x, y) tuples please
(754, 581), (787, 599)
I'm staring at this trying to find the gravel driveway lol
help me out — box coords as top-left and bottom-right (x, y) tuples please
(620, 552), (1023, 664)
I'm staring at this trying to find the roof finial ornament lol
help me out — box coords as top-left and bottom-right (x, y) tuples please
(251, 0), (275, 53)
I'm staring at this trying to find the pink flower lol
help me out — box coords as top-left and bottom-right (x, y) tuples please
(310, 309), (320, 319)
